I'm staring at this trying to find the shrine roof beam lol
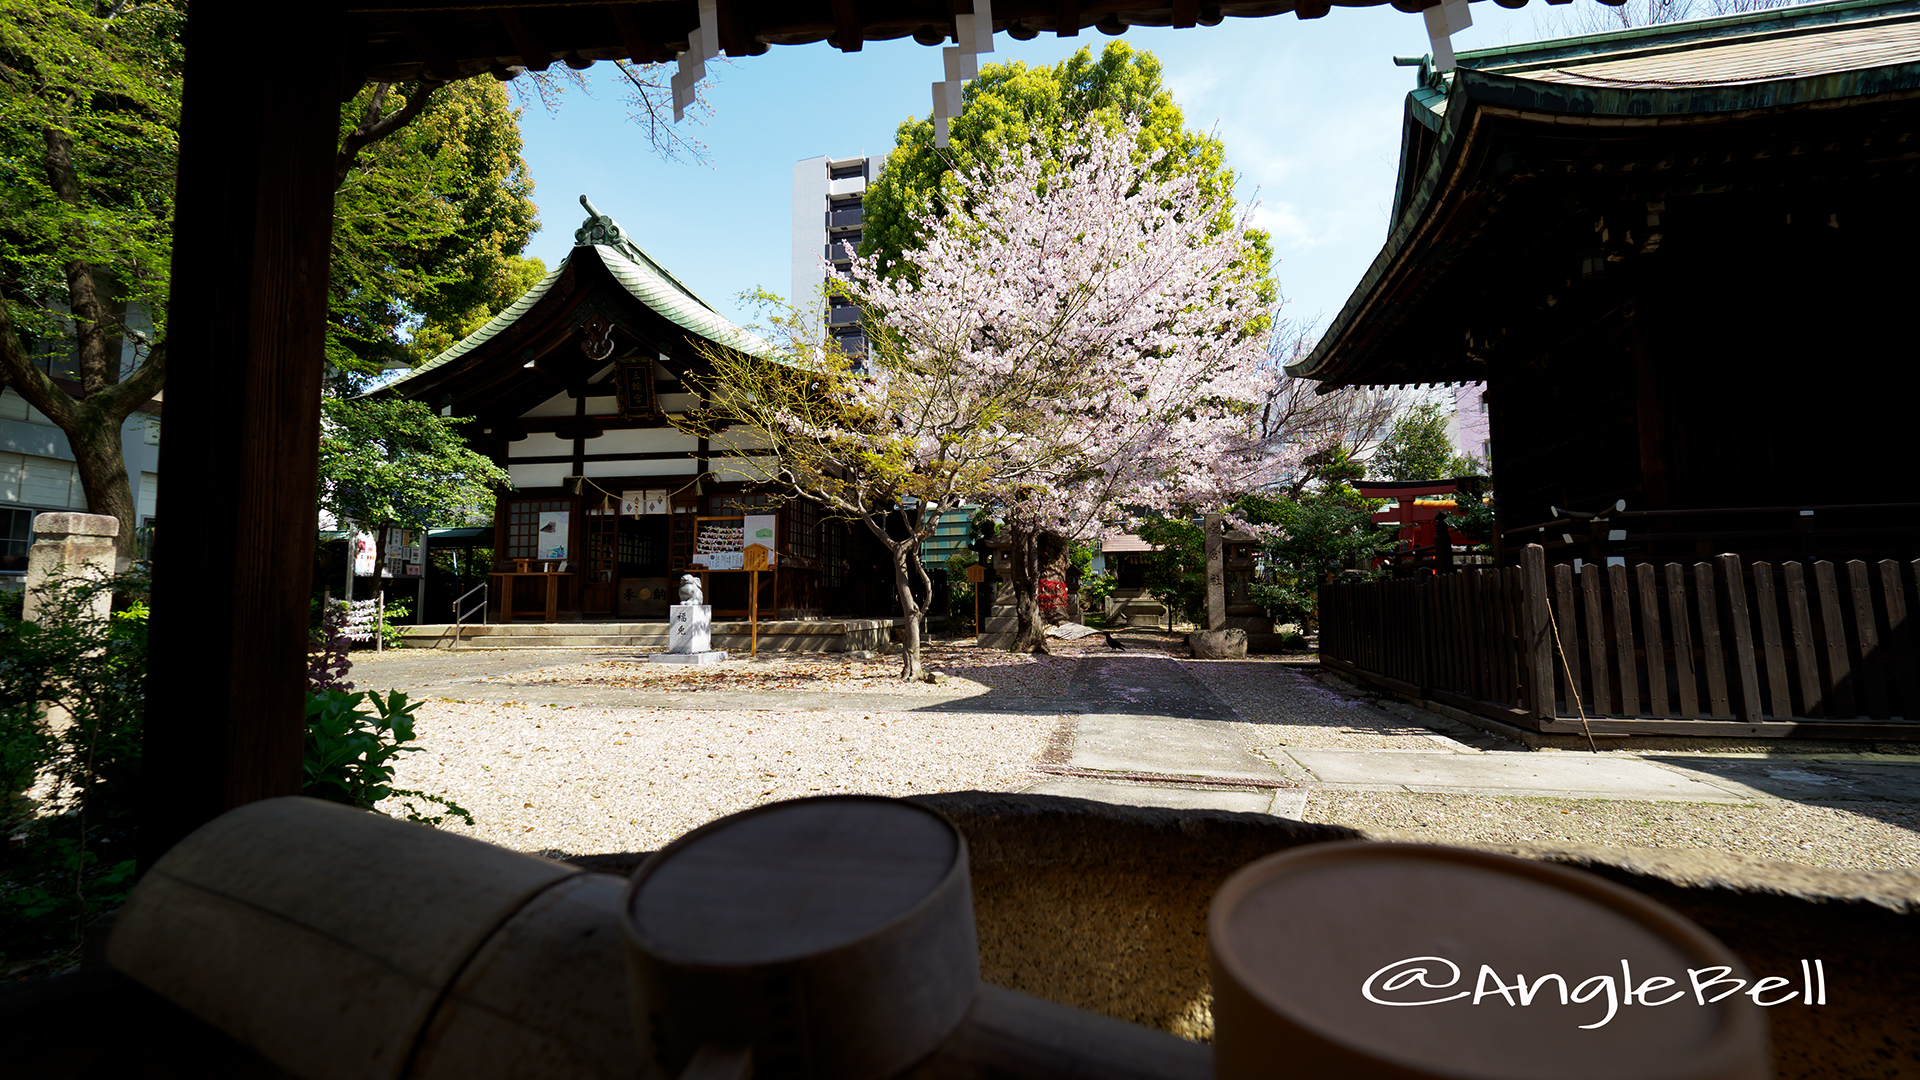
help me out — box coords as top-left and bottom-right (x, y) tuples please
(341, 0), (1539, 84)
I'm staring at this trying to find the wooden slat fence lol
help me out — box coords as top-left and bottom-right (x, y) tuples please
(1319, 545), (1920, 731)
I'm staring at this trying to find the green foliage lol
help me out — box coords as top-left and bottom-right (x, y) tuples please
(944, 550), (979, 613)
(0, 0), (184, 350)
(1437, 474), (1496, 544)
(1240, 487), (1393, 632)
(1371, 402), (1481, 482)
(1079, 568), (1117, 612)
(318, 396), (510, 529)
(1134, 515), (1207, 625)
(377, 597), (412, 651)
(329, 79), (542, 379)
(0, 568), (148, 972)
(303, 689), (473, 827)
(860, 41), (1273, 312)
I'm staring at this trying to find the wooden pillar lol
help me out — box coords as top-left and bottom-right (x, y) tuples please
(1523, 544), (1554, 719)
(141, 3), (346, 867)
(1629, 306), (1672, 511)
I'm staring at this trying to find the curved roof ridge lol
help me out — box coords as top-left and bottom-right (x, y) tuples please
(573, 195), (726, 317)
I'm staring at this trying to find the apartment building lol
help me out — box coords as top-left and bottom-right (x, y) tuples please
(790, 154), (878, 360)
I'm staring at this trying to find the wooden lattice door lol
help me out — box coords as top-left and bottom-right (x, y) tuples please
(584, 498), (618, 614)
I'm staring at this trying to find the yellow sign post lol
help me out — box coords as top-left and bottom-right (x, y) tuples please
(745, 544), (771, 656)
(965, 563), (986, 636)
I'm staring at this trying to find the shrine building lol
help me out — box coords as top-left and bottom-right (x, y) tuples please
(379, 198), (896, 625)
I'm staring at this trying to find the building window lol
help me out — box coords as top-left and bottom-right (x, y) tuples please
(787, 498), (819, 560)
(829, 161), (866, 180)
(505, 498), (572, 559)
(1481, 440), (1491, 460)
(2, 506), (34, 574)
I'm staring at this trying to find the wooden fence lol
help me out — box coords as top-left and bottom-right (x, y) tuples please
(1318, 545), (1919, 736)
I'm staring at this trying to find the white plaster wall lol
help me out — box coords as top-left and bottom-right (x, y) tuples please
(709, 456), (780, 483)
(522, 390), (575, 418)
(715, 426), (771, 451)
(510, 433), (572, 458)
(583, 460), (697, 478)
(509, 463), (572, 489)
(587, 428), (696, 456)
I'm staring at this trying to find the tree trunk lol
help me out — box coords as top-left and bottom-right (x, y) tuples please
(908, 545), (934, 638)
(862, 513), (927, 681)
(889, 544), (926, 680)
(68, 411), (141, 566)
(1007, 521), (1048, 654)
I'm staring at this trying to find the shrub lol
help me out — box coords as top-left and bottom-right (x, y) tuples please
(303, 689), (472, 827)
(0, 568), (148, 974)
(308, 598), (355, 693)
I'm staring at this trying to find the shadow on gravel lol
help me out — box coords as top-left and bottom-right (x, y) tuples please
(1649, 756), (1920, 834)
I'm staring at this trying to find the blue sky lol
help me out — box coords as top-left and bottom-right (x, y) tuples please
(511, 2), (1568, 336)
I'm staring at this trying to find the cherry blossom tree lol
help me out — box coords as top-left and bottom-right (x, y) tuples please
(687, 119), (1270, 671)
(678, 288), (1064, 681)
(848, 119), (1273, 651)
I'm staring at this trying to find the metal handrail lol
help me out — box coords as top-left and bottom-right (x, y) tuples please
(450, 582), (487, 649)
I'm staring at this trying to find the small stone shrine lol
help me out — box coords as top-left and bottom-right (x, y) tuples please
(651, 574), (728, 665)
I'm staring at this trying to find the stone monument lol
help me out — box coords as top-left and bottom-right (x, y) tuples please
(1189, 513), (1248, 659)
(651, 573), (728, 665)
(22, 512), (120, 625)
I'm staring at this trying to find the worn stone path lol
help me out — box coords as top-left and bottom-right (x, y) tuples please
(355, 645), (1920, 822)
(1021, 653), (1920, 819)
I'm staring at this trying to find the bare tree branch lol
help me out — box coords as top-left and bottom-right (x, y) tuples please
(0, 297), (80, 431)
(335, 80), (442, 189)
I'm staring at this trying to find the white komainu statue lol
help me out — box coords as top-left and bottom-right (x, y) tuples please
(678, 574), (704, 606)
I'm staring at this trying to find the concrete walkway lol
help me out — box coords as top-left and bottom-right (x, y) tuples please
(1019, 654), (1920, 818)
(352, 646), (1920, 819)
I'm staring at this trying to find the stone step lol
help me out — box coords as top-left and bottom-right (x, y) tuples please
(451, 635), (645, 649)
(398, 621), (898, 653)
(402, 619), (896, 638)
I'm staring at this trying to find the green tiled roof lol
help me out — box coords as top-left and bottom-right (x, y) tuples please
(383, 197), (771, 397)
(1291, 0), (1920, 384)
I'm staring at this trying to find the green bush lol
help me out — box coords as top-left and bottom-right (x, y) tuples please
(377, 597), (412, 651)
(0, 569), (148, 974)
(304, 689), (472, 827)
(1, 569), (468, 976)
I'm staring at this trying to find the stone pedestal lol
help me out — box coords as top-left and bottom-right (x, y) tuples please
(652, 603), (727, 665)
(1189, 627), (1249, 660)
(23, 512), (119, 625)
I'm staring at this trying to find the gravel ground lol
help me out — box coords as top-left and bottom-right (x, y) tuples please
(367, 640), (1920, 873)
(1304, 790), (1920, 870)
(379, 697), (1063, 855)
(493, 640), (1088, 702)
